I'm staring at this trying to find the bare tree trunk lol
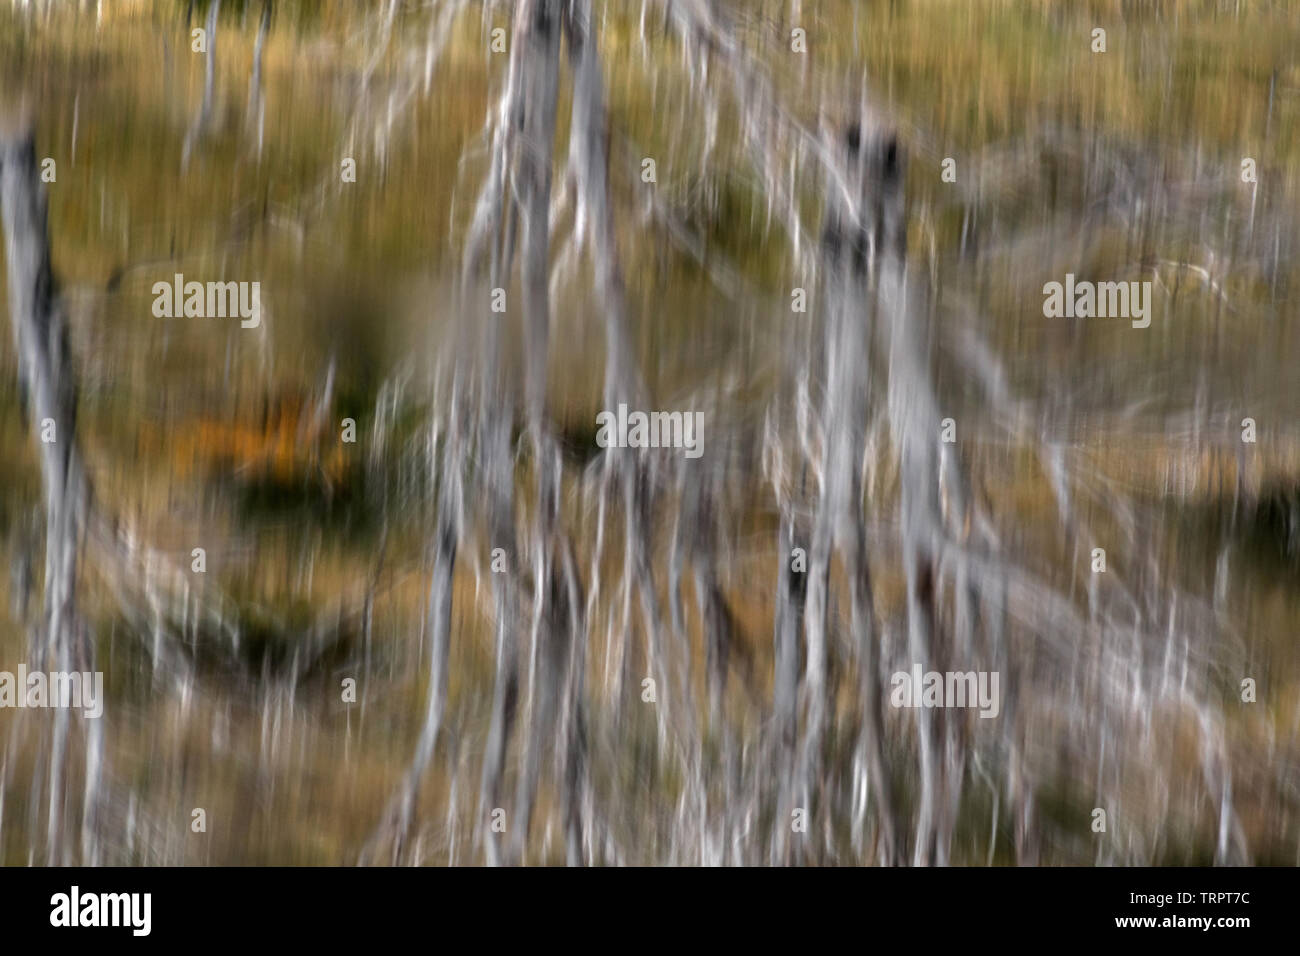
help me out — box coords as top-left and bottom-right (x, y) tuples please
(183, 0), (220, 170)
(770, 511), (803, 863)
(862, 128), (954, 866)
(473, 0), (564, 867)
(789, 121), (904, 864)
(245, 0), (271, 156)
(1, 120), (92, 864)
(363, 386), (463, 864)
(566, 0), (675, 763)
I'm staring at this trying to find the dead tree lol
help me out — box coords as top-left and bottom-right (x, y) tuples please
(245, 0), (272, 156)
(786, 121), (904, 865)
(1, 120), (93, 864)
(183, 0), (221, 170)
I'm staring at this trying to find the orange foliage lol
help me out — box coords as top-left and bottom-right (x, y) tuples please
(139, 391), (350, 490)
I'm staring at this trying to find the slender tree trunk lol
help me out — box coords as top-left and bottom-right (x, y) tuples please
(1, 121), (92, 864)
